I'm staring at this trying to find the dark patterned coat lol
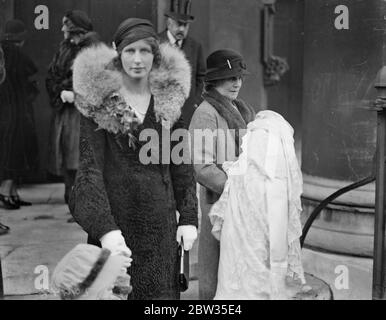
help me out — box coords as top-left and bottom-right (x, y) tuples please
(0, 40), (39, 180)
(69, 43), (198, 300)
(159, 31), (206, 127)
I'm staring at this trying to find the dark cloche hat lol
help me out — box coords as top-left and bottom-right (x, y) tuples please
(205, 49), (249, 82)
(165, 0), (194, 23)
(113, 18), (157, 53)
(64, 10), (93, 34)
(2, 19), (27, 42)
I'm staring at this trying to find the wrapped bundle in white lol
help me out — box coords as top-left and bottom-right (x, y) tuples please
(209, 110), (306, 300)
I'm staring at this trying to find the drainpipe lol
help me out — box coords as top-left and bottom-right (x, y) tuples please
(372, 66), (386, 300)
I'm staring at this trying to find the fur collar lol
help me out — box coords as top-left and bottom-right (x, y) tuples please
(72, 42), (191, 132)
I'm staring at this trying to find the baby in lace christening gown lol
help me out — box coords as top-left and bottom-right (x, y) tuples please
(209, 110), (310, 300)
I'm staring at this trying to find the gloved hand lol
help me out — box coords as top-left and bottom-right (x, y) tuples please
(100, 230), (132, 264)
(176, 225), (197, 251)
(60, 90), (75, 103)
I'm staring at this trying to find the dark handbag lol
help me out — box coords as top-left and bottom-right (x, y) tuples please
(178, 238), (190, 292)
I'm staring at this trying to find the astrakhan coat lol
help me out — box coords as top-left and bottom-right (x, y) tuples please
(69, 42), (198, 300)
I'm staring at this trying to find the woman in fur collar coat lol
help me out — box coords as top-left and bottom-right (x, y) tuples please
(69, 18), (198, 300)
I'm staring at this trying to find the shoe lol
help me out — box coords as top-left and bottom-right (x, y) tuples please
(0, 222), (10, 236)
(0, 194), (20, 210)
(11, 195), (32, 206)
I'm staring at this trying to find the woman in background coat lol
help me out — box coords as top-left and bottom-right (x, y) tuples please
(0, 20), (39, 212)
(189, 49), (255, 299)
(46, 10), (97, 206)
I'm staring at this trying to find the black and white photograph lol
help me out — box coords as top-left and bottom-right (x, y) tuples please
(0, 0), (384, 306)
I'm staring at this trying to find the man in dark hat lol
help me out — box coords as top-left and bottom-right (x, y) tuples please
(46, 10), (100, 222)
(158, 0), (206, 127)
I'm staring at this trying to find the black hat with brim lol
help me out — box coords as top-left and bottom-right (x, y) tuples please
(205, 49), (250, 82)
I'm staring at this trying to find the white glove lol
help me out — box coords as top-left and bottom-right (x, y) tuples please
(100, 230), (132, 264)
(176, 225), (197, 251)
(60, 90), (75, 103)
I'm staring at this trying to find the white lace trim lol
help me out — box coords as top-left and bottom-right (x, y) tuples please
(209, 110), (306, 299)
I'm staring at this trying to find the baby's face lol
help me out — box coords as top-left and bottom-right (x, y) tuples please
(95, 271), (132, 300)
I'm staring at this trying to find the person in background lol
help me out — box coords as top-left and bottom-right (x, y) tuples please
(0, 19), (39, 215)
(0, 40), (10, 235)
(159, 0), (206, 127)
(189, 49), (255, 299)
(69, 18), (198, 299)
(46, 10), (99, 221)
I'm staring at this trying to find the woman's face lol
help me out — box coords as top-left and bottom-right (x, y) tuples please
(215, 76), (243, 101)
(120, 39), (154, 80)
(61, 17), (71, 40)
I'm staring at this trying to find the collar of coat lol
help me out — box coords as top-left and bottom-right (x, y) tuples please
(72, 42), (191, 132)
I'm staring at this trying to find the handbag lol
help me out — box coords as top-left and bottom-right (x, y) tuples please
(178, 238), (190, 292)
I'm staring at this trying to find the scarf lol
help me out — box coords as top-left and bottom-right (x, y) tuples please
(203, 88), (255, 156)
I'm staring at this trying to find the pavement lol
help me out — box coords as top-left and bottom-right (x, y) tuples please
(0, 184), (331, 300)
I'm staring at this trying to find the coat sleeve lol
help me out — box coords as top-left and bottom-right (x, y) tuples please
(22, 52), (38, 77)
(69, 114), (120, 241)
(194, 43), (206, 106)
(45, 49), (72, 111)
(170, 115), (199, 228)
(189, 107), (228, 195)
(21, 53), (39, 103)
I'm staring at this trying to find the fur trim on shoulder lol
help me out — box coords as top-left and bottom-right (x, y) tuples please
(149, 42), (191, 127)
(73, 43), (122, 107)
(72, 41), (191, 133)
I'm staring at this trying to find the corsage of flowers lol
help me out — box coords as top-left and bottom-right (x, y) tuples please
(76, 92), (141, 149)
